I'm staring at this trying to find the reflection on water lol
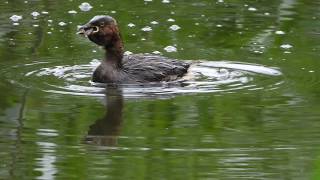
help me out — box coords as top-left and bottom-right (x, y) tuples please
(1, 0), (320, 179)
(85, 85), (123, 146)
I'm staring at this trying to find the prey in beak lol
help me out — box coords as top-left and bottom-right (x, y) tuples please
(77, 25), (99, 37)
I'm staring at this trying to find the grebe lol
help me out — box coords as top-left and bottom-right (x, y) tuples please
(77, 15), (190, 83)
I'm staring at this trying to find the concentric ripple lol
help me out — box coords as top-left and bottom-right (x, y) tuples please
(3, 59), (283, 97)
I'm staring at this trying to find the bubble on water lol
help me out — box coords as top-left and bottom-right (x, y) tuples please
(41, 11), (49, 15)
(162, 0), (170, 3)
(248, 7), (257, 11)
(128, 23), (135, 27)
(79, 2), (93, 12)
(68, 10), (77, 14)
(164, 46), (177, 52)
(10, 15), (23, 22)
(31, 11), (40, 17)
(141, 26), (152, 32)
(124, 51), (133, 55)
(58, 22), (67, 26)
(169, 24), (181, 31)
(151, 21), (159, 25)
(167, 18), (175, 22)
(280, 44), (293, 49)
(275, 30), (285, 35)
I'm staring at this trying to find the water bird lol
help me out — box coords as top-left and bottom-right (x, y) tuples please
(77, 15), (190, 83)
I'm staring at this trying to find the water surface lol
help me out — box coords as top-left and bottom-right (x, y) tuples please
(1, 0), (320, 179)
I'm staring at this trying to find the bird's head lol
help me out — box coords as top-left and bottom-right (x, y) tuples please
(77, 15), (120, 47)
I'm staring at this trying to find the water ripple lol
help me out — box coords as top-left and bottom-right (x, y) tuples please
(3, 59), (283, 98)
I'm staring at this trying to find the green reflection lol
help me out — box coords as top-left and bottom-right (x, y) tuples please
(1, 0), (320, 179)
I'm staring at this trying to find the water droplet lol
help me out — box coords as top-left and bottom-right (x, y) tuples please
(31, 11), (40, 17)
(280, 44), (293, 49)
(58, 22), (67, 26)
(68, 10), (77, 14)
(79, 2), (93, 12)
(128, 23), (135, 27)
(9, 15), (23, 22)
(124, 51), (133, 55)
(169, 24), (181, 31)
(248, 7), (257, 11)
(141, 26), (152, 32)
(164, 46), (177, 52)
(275, 30), (285, 35)
(150, 21), (159, 25)
(253, 49), (262, 54)
(152, 51), (161, 54)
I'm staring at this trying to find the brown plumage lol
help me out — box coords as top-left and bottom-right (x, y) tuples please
(78, 15), (190, 83)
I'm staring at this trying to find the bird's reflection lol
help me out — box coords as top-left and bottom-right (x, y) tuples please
(85, 84), (123, 146)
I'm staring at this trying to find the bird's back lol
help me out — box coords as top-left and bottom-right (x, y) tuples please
(122, 54), (190, 82)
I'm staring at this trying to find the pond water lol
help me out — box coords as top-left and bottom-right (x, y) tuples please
(1, 0), (320, 179)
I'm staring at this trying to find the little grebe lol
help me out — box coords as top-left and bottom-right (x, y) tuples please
(77, 15), (190, 83)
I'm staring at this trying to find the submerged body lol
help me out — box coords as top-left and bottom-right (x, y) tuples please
(78, 15), (190, 83)
(93, 54), (190, 83)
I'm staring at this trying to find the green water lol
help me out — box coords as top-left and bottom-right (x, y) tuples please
(1, 0), (320, 179)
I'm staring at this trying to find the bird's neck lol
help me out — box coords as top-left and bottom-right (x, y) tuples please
(104, 36), (124, 69)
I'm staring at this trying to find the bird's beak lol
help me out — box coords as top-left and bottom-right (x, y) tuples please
(77, 25), (95, 37)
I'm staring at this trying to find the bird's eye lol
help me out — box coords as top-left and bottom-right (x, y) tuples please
(92, 26), (99, 33)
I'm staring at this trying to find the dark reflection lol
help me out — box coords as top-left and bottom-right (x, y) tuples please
(85, 85), (123, 146)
